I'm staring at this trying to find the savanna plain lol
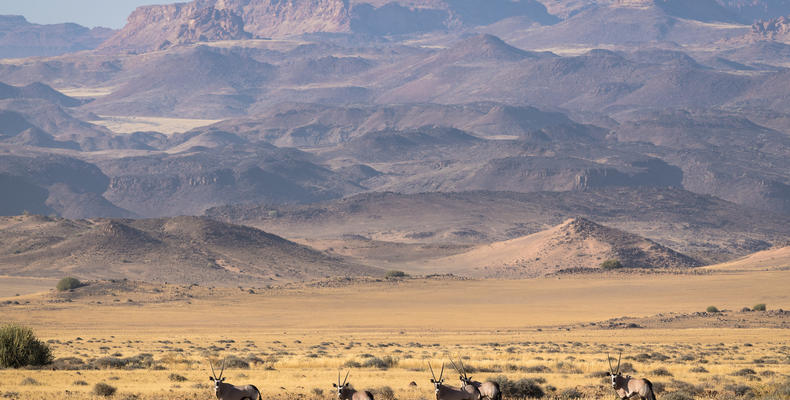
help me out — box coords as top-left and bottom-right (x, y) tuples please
(1, 270), (789, 400)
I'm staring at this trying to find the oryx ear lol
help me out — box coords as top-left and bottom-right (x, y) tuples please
(430, 379), (435, 383)
(333, 383), (338, 387)
(220, 377), (226, 382)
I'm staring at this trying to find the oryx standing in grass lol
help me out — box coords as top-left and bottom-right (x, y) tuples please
(607, 353), (656, 400)
(209, 359), (262, 400)
(452, 358), (501, 400)
(333, 370), (374, 400)
(429, 362), (482, 400)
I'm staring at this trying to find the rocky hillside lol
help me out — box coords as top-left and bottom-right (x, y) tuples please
(0, 214), (380, 285)
(752, 15), (790, 41)
(100, 0), (350, 52)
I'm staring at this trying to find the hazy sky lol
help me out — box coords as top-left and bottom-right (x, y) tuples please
(1, 0), (174, 29)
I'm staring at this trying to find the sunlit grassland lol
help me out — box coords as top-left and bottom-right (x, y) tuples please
(0, 271), (789, 399)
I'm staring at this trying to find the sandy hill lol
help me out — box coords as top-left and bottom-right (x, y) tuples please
(421, 217), (700, 277)
(0, 214), (381, 286)
(702, 246), (790, 271)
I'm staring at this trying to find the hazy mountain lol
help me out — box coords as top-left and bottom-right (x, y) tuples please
(0, 153), (135, 218)
(205, 188), (790, 263)
(0, 15), (114, 59)
(0, 214), (380, 285)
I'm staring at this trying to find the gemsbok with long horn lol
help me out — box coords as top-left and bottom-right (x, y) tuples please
(452, 358), (501, 400)
(333, 370), (374, 400)
(606, 353), (656, 400)
(429, 362), (482, 400)
(209, 358), (262, 400)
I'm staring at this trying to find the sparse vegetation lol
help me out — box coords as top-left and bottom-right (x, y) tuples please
(93, 382), (117, 397)
(753, 303), (766, 311)
(706, 306), (720, 313)
(601, 259), (624, 270)
(56, 277), (83, 291)
(0, 324), (53, 368)
(385, 270), (409, 279)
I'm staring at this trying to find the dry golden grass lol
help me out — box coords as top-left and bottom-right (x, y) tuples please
(1, 271), (789, 399)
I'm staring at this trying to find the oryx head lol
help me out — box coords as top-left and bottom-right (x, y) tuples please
(428, 362), (445, 392)
(333, 370), (351, 399)
(606, 352), (624, 388)
(209, 358), (226, 391)
(451, 358), (473, 386)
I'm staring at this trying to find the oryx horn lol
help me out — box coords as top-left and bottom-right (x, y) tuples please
(210, 359), (217, 379)
(459, 357), (468, 379)
(343, 370), (350, 386)
(429, 362), (437, 380)
(616, 352), (622, 374)
(607, 353), (613, 374)
(450, 359), (462, 376)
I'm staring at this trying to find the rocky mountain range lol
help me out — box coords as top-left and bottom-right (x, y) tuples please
(2, 0), (790, 280)
(0, 15), (114, 59)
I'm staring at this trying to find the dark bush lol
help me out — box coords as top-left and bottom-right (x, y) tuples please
(662, 391), (694, 400)
(51, 357), (86, 370)
(601, 259), (624, 270)
(706, 306), (720, 313)
(373, 386), (396, 400)
(362, 356), (397, 369)
(343, 360), (361, 368)
(223, 355), (250, 369)
(725, 384), (754, 397)
(74, 380), (89, 386)
(690, 366), (708, 373)
(493, 376), (545, 399)
(0, 324), (53, 368)
(56, 277), (83, 291)
(619, 362), (637, 373)
(168, 373), (187, 382)
(20, 377), (39, 385)
(652, 368), (673, 376)
(732, 368), (757, 376)
(523, 365), (552, 373)
(94, 382), (117, 397)
(95, 357), (127, 369)
(753, 304), (767, 311)
(559, 388), (582, 399)
(385, 270), (408, 279)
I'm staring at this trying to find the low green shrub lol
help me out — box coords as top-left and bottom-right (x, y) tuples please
(0, 324), (53, 368)
(56, 277), (83, 291)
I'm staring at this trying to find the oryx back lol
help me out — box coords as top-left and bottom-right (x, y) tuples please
(477, 381), (500, 400)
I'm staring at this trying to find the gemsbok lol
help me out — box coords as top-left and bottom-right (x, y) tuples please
(429, 362), (482, 400)
(333, 370), (375, 400)
(606, 353), (656, 400)
(209, 359), (262, 400)
(451, 358), (501, 400)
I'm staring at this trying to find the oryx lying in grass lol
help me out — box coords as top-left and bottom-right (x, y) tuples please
(209, 359), (261, 400)
(452, 358), (501, 400)
(607, 353), (656, 400)
(333, 370), (374, 400)
(429, 362), (482, 400)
